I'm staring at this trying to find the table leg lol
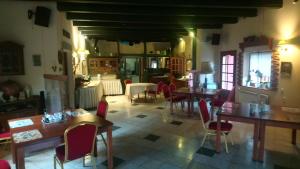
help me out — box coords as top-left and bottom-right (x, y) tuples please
(190, 94), (194, 116)
(292, 129), (297, 145)
(170, 94), (174, 114)
(106, 126), (113, 169)
(252, 121), (260, 161)
(258, 121), (266, 162)
(16, 146), (25, 169)
(94, 137), (98, 157)
(11, 142), (16, 164)
(216, 115), (221, 153)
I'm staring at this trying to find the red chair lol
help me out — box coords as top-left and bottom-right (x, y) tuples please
(0, 131), (11, 149)
(0, 160), (11, 169)
(199, 99), (233, 153)
(96, 99), (108, 146)
(169, 82), (176, 92)
(147, 81), (165, 100)
(210, 87), (235, 119)
(162, 85), (185, 111)
(54, 122), (98, 169)
(123, 79), (132, 85)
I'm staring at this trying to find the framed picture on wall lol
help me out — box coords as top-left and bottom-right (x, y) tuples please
(281, 62), (292, 78)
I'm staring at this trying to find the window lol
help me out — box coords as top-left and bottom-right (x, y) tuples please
(221, 53), (235, 90)
(243, 51), (272, 89)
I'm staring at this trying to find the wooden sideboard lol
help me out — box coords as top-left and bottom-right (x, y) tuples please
(0, 96), (40, 132)
(88, 57), (119, 75)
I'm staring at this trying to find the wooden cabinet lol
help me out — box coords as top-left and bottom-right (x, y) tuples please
(0, 96), (40, 132)
(170, 57), (186, 76)
(88, 57), (119, 75)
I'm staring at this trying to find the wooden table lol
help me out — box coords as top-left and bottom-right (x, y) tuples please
(216, 102), (299, 161)
(258, 109), (300, 161)
(171, 87), (217, 116)
(9, 110), (114, 169)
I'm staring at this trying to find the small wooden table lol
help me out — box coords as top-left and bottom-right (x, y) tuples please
(9, 110), (114, 169)
(171, 87), (217, 116)
(216, 102), (299, 161)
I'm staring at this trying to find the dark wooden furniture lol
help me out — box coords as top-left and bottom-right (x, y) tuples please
(216, 102), (299, 161)
(88, 57), (119, 75)
(171, 87), (217, 116)
(0, 41), (24, 75)
(169, 57), (185, 77)
(0, 96), (40, 132)
(9, 111), (113, 169)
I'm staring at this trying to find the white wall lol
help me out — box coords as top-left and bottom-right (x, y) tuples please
(219, 0), (300, 107)
(195, 29), (221, 85)
(0, 1), (61, 95)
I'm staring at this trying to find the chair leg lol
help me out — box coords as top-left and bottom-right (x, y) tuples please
(222, 133), (229, 153)
(229, 133), (234, 145)
(100, 133), (107, 147)
(54, 156), (56, 169)
(92, 155), (97, 169)
(83, 155), (86, 167)
(201, 132), (208, 146)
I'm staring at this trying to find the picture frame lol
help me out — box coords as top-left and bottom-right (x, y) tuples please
(281, 62), (292, 78)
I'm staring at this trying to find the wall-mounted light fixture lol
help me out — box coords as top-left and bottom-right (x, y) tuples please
(189, 31), (195, 38)
(293, 0), (298, 4)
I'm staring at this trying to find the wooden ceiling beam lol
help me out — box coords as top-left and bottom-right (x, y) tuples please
(67, 13), (238, 24)
(57, 2), (257, 17)
(79, 28), (190, 33)
(58, 0), (283, 8)
(86, 34), (177, 42)
(73, 21), (222, 29)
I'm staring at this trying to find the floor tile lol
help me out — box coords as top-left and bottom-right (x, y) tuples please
(144, 134), (161, 142)
(170, 120), (183, 126)
(112, 125), (121, 131)
(136, 114), (147, 118)
(101, 156), (124, 167)
(196, 147), (216, 157)
(157, 107), (165, 110)
(274, 164), (294, 169)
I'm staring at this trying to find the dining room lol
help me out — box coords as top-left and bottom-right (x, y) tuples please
(1, 0), (300, 169)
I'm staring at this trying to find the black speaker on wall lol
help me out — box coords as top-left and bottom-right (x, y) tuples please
(34, 6), (51, 27)
(211, 33), (220, 45)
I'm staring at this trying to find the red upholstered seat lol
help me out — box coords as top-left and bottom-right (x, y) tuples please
(96, 100), (108, 119)
(0, 160), (11, 169)
(55, 145), (65, 162)
(199, 99), (233, 153)
(54, 122), (98, 169)
(0, 131), (10, 139)
(208, 122), (233, 131)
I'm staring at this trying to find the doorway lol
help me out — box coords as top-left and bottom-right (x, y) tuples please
(120, 56), (141, 83)
(220, 51), (236, 90)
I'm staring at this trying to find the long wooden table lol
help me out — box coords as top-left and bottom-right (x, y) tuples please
(171, 87), (217, 116)
(216, 102), (299, 161)
(9, 110), (114, 169)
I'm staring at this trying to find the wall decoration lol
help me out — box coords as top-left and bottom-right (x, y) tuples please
(281, 62), (292, 78)
(32, 54), (41, 66)
(0, 41), (24, 75)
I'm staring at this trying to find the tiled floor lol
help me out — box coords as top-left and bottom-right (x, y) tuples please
(1, 95), (300, 169)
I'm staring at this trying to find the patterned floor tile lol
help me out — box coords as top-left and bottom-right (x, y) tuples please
(196, 147), (216, 157)
(170, 120), (183, 126)
(136, 115), (147, 118)
(101, 156), (124, 167)
(144, 134), (161, 142)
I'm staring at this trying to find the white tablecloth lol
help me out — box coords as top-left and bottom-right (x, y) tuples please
(101, 79), (123, 95)
(125, 83), (157, 99)
(76, 81), (103, 109)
